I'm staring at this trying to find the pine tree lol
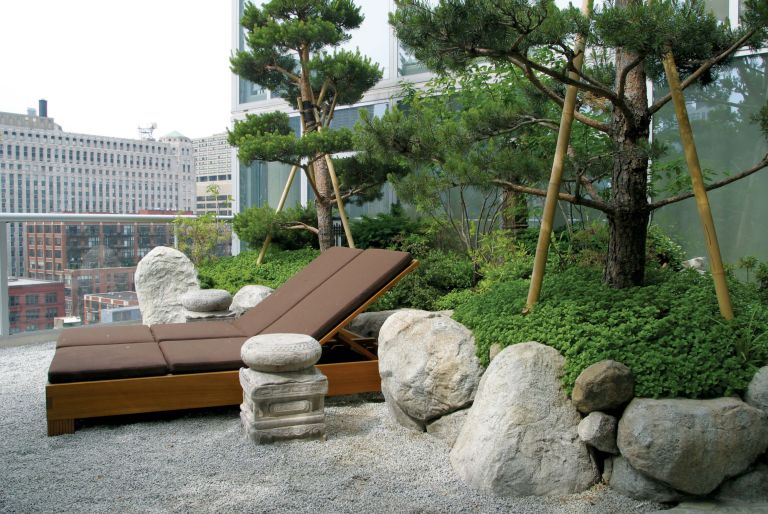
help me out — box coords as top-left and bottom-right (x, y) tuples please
(229, 0), (384, 250)
(391, 0), (768, 287)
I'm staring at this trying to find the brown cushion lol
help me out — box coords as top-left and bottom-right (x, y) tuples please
(159, 337), (248, 374)
(48, 343), (168, 383)
(262, 249), (413, 340)
(150, 320), (245, 342)
(233, 246), (363, 335)
(56, 324), (155, 348)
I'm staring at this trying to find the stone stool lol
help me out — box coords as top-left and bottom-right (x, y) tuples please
(240, 333), (328, 444)
(181, 288), (235, 322)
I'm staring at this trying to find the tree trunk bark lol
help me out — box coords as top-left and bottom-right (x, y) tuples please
(604, 38), (651, 288)
(312, 157), (335, 251)
(500, 184), (529, 233)
(298, 46), (334, 251)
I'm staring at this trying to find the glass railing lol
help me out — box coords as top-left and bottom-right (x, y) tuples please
(0, 213), (233, 339)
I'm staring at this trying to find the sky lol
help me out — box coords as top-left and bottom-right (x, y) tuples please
(0, 1), (232, 141)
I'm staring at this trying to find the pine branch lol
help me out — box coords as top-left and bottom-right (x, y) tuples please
(617, 55), (644, 101)
(515, 60), (611, 133)
(649, 28), (758, 116)
(649, 155), (768, 210)
(285, 222), (320, 234)
(492, 179), (612, 214)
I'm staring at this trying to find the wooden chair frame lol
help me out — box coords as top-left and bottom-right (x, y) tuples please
(46, 260), (418, 436)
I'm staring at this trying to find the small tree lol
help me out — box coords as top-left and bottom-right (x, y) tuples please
(174, 184), (231, 266)
(392, 0), (768, 288)
(229, 0), (385, 251)
(357, 62), (611, 257)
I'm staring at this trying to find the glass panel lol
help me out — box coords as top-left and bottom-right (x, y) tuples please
(705, 0), (730, 20)
(652, 53), (768, 267)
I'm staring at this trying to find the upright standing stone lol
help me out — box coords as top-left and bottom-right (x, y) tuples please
(240, 333), (327, 444)
(450, 342), (599, 496)
(378, 310), (483, 431)
(135, 246), (199, 325)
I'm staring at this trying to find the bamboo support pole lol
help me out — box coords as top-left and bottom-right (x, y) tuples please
(256, 164), (299, 265)
(661, 51), (734, 320)
(324, 154), (356, 248)
(525, 0), (594, 313)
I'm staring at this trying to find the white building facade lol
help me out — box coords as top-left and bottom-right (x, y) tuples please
(0, 109), (195, 276)
(192, 132), (233, 216)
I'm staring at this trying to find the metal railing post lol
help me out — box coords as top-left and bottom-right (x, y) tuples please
(0, 222), (9, 337)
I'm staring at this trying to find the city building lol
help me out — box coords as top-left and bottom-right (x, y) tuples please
(23, 219), (174, 316)
(193, 132), (233, 216)
(83, 291), (140, 325)
(8, 278), (65, 334)
(0, 104), (196, 277)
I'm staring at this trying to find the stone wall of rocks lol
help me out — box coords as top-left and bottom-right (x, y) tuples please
(378, 310), (768, 500)
(582, 362), (768, 502)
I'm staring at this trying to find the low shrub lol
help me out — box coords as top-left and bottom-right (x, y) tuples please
(452, 267), (768, 399)
(351, 203), (421, 250)
(371, 249), (474, 311)
(198, 248), (319, 294)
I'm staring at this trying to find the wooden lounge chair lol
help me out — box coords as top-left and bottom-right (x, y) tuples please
(45, 247), (417, 436)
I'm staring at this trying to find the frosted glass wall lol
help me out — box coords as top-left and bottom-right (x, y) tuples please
(652, 53), (768, 264)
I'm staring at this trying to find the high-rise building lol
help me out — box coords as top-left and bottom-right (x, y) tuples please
(193, 132), (233, 216)
(0, 106), (195, 277)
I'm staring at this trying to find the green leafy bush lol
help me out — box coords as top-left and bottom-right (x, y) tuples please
(371, 249), (474, 311)
(233, 203), (319, 251)
(198, 248), (319, 294)
(452, 267), (768, 399)
(351, 203), (421, 250)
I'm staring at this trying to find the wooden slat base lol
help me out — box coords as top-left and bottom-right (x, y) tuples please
(47, 418), (75, 436)
(46, 360), (381, 436)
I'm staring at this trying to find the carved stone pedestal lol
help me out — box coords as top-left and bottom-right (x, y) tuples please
(239, 334), (327, 444)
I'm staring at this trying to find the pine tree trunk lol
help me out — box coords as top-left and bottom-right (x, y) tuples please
(500, 185), (529, 233)
(313, 157), (334, 251)
(604, 41), (651, 288)
(297, 47), (334, 251)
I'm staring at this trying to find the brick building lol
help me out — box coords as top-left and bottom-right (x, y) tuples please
(8, 278), (65, 334)
(83, 291), (139, 325)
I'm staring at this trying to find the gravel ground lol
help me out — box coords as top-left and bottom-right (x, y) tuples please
(0, 342), (667, 514)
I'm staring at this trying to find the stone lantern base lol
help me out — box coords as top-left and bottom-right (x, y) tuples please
(239, 365), (328, 444)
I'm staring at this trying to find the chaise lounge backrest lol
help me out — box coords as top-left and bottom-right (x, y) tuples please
(48, 247), (414, 383)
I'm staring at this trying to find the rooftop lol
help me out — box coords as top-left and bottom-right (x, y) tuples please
(8, 278), (62, 288)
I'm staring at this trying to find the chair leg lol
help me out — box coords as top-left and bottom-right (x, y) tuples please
(47, 418), (75, 436)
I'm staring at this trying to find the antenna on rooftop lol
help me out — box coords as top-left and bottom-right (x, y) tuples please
(138, 122), (157, 141)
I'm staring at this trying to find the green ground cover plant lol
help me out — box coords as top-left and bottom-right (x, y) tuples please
(452, 267), (768, 399)
(198, 248), (318, 294)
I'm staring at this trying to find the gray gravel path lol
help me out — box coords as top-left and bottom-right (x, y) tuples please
(0, 342), (666, 513)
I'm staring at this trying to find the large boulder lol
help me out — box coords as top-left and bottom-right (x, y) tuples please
(345, 310), (399, 338)
(617, 397), (768, 495)
(716, 463), (768, 502)
(426, 409), (469, 448)
(608, 456), (685, 502)
(450, 342), (599, 496)
(230, 285), (273, 317)
(378, 310), (482, 431)
(135, 246), (199, 325)
(578, 411), (619, 454)
(745, 366), (768, 414)
(571, 360), (634, 413)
